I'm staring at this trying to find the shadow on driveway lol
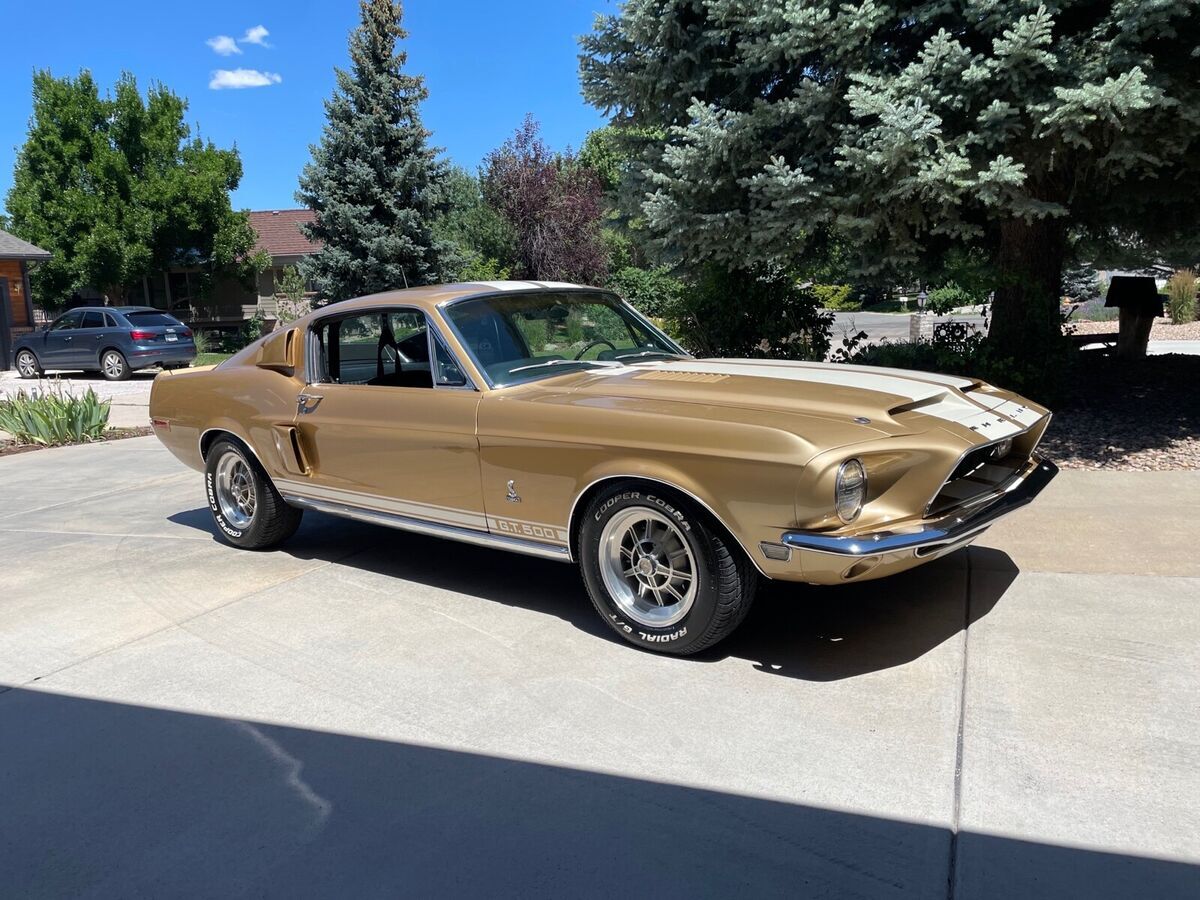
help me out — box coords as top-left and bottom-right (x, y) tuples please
(170, 508), (1016, 682)
(1, 686), (1195, 898)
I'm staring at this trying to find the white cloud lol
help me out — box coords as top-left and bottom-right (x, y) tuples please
(206, 35), (242, 56)
(241, 25), (271, 47)
(209, 68), (282, 90)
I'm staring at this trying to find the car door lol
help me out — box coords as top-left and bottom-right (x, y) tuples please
(287, 307), (486, 531)
(41, 310), (85, 367)
(73, 310), (111, 368)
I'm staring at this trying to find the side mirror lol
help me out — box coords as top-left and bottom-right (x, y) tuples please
(256, 327), (301, 375)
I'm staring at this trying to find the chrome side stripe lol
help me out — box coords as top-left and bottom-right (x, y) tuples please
(280, 494), (572, 563)
(276, 479), (488, 530)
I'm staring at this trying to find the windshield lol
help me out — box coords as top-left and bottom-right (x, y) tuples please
(442, 291), (687, 387)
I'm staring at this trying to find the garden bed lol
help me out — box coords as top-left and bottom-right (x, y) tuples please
(1040, 353), (1200, 470)
(0, 426), (154, 459)
(1071, 319), (1200, 341)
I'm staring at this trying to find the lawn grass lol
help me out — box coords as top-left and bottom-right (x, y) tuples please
(192, 352), (234, 367)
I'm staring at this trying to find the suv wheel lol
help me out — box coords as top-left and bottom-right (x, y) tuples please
(15, 350), (41, 379)
(579, 483), (757, 655)
(205, 438), (303, 549)
(101, 350), (131, 381)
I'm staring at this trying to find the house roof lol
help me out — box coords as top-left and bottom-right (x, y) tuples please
(248, 209), (321, 259)
(0, 228), (51, 261)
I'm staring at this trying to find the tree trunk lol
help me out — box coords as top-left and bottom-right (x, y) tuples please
(988, 219), (1067, 356)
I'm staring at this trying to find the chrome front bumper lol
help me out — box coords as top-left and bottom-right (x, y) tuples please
(778, 458), (1058, 558)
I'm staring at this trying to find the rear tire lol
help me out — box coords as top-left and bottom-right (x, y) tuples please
(101, 350), (131, 381)
(15, 349), (41, 379)
(204, 438), (302, 549)
(579, 482), (757, 655)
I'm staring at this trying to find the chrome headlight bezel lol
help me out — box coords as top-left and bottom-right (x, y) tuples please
(835, 458), (867, 524)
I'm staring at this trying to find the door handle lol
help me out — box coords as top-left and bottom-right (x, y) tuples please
(297, 393), (324, 415)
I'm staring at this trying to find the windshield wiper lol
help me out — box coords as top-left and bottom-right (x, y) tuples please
(507, 358), (625, 375)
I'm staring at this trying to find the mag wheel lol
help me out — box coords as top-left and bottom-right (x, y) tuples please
(101, 350), (130, 381)
(204, 438), (302, 549)
(15, 350), (41, 379)
(579, 483), (757, 655)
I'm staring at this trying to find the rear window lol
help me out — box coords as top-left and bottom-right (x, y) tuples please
(125, 311), (183, 327)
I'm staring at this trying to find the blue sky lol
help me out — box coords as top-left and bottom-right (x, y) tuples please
(0, 0), (612, 215)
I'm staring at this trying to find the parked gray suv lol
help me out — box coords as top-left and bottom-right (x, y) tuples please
(13, 306), (197, 381)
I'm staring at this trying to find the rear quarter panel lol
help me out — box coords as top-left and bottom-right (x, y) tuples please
(149, 362), (302, 476)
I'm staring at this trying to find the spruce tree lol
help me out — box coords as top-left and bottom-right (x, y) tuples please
(298, 0), (447, 301)
(581, 2), (1200, 355)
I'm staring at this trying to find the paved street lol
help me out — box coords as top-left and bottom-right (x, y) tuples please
(831, 311), (988, 345)
(0, 437), (1197, 897)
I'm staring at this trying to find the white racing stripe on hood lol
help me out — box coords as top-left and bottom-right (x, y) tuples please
(643, 359), (1028, 439)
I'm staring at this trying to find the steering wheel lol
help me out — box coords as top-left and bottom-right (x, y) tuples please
(574, 339), (618, 360)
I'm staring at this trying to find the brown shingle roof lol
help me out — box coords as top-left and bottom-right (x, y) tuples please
(248, 209), (322, 259)
(0, 228), (51, 260)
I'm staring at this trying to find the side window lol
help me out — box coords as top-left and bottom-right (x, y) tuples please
(80, 311), (105, 329)
(50, 310), (84, 331)
(432, 332), (467, 387)
(314, 309), (434, 389)
(103, 313), (118, 328)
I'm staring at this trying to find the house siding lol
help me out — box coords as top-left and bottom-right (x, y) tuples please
(0, 260), (30, 326)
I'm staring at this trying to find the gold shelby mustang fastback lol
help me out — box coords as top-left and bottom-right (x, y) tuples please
(150, 282), (1056, 654)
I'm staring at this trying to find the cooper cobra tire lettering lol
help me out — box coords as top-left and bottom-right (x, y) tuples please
(595, 491), (639, 521)
(206, 471), (243, 538)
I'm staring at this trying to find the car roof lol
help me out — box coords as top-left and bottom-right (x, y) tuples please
(307, 281), (606, 319)
(58, 306), (160, 315)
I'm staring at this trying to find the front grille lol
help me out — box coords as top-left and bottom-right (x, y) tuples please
(926, 442), (1026, 517)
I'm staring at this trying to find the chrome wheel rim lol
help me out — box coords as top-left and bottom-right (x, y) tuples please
(214, 452), (256, 529)
(16, 352), (37, 377)
(599, 507), (697, 628)
(103, 352), (125, 379)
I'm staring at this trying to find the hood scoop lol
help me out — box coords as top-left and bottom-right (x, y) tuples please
(632, 370), (731, 383)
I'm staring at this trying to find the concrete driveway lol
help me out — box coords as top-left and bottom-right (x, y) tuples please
(1, 437), (1197, 898)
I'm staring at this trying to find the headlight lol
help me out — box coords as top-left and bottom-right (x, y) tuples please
(835, 458), (867, 524)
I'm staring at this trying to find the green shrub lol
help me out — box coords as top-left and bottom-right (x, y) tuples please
(811, 283), (859, 311)
(0, 384), (110, 446)
(192, 329), (212, 355)
(457, 252), (511, 283)
(925, 282), (976, 315)
(670, 265), (833, 361)
(243, 311), (266, 343)
(1165, 269), (1197, 324)
(838, 308), (1075, 403)
(607, 265), (685, 318)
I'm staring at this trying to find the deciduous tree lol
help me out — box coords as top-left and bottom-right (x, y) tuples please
(481, 116), (608, 284)
(6, 70), (261, 307)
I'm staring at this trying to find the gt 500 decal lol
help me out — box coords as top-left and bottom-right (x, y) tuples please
(493, 518), (567, 542)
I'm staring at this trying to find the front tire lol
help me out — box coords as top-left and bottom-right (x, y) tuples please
(579, 482), (757, 655)
(15, 349), (41, 379)
(204, 438), (302, 549)
(100, 349), (131, 381)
